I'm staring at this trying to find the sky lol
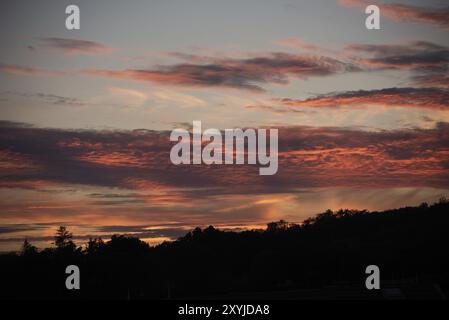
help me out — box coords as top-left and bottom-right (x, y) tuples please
(0, 0), (448, 251)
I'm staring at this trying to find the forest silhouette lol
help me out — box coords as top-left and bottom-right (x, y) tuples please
(1, 198), (448, 300)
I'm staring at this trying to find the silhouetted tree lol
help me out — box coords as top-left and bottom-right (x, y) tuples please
(54, 226), (76, 251)
(105, 234), (150, 253)
(20, 238), (37, 256)
(267, 220), (290, 232)
(85, 237), (104, 255)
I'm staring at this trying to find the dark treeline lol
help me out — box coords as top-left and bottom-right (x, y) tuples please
(1, 199), (449, 299)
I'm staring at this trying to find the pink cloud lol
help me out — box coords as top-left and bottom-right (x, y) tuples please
(339, 0), (449, 29)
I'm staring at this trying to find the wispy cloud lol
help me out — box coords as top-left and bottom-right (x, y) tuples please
(108, 87), (148, 106)
(3, 91), (86, 107)
(347, 41), (449, 88)
(245, 104), (309, 114)
(339, 0), (449, 30)
(275, 38), (341, 56)
(275, 87), (449, 110)
(347, 41), (449, 69)
(38, 37), (112, 55)
(275, 38), (322, 51)
(84, 53), (359, 92)
(0, 63), (65, 76)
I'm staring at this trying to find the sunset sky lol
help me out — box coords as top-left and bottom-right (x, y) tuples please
(1, 0), (449, 251)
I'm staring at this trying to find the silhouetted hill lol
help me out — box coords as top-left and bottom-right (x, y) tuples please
(1, 199), (448, 299)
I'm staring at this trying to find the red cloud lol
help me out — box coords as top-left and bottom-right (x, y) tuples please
(1, 121), (449, 193)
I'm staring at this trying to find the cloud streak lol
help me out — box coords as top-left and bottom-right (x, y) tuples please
(339, 0), (449, 29)
(347, 41), (449, 70)
(84, 53), (358, 92)
(3, 91), (86, 107)
(347, 41), (449, 89)
(38, 37), (112, 55)
(276, 87), (449, 110)
(0, 64), (65, 77)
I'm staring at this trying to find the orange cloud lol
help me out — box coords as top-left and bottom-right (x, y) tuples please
(1, 121), (449, 193)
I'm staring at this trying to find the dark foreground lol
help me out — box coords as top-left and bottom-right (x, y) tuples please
(1, 199), (448, 300)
